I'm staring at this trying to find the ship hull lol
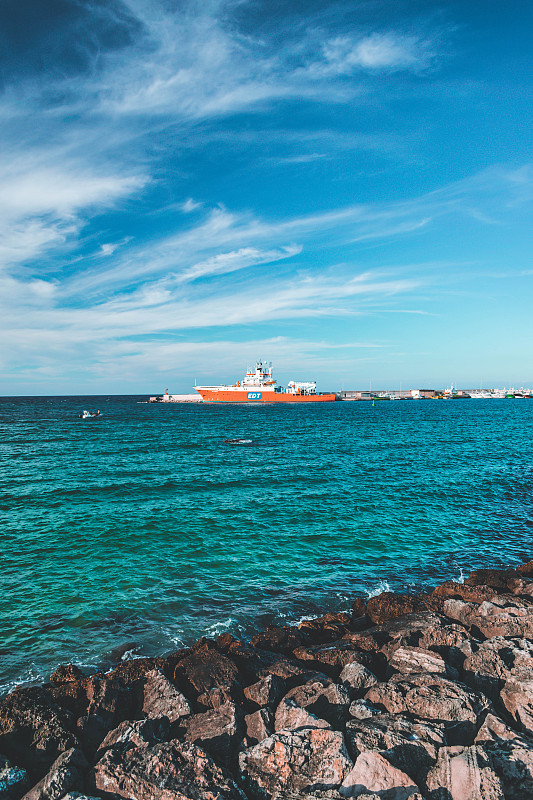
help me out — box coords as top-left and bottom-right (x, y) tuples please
(196, 389), (337, 403)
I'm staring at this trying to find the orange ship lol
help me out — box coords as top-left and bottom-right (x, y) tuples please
(195, 361), (337, 403)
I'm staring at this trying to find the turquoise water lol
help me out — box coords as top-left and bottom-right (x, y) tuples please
(1, 396), (533, 692)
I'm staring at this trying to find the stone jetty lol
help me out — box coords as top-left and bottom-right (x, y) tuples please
(2, 561), (533, 800)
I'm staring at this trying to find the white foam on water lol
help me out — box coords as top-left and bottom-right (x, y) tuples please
(205, 618), (235, 637)
(366, 580), (391, 598)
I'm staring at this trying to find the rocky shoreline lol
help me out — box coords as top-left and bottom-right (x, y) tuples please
(2, 561), (533, 800)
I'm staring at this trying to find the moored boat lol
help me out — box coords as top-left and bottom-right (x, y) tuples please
(195, 361), (337, 403)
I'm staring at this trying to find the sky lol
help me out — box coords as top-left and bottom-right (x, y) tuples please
(0, 0), (531, 394)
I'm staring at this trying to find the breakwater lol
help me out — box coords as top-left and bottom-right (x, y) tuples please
(1, 559), (533, 798)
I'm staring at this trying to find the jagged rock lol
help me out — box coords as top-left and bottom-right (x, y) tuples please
(60, 794), (101, 800)
(345, 715), (445, 786)
(339, 663), (378, 695)
(239, 727), (352, 798)
(500, 676), (533, 734)
(174, 640), (242, 708)
(183, 702), (244, 766)
(256, 660), (328, 686)
(251, 625), (309, 654)
(425, 745), (504, 800)
(365, 592), (434, 625)
(298, 613), (353, 644)
(104, 656), (168, 687)
(340, 751), (419, 799)
(432, 581), (498, 604)
(460, 641), (511, 700)
(243, 675), (286, 709)
(0, 753), (30, 799)
(277, 678), (350, 728)
(474, 713), (518, 743)
(388, 647), (447, 676)
(349, 700), (383, 720)
(365, 674), (489, 744)
(92, 739), (245, 800)
(22, 748), (88, 800)
(293, 641), (376, 677)
(443, 597), (533, 639)
(486, 739), (533, 800)
(244, 709), (273, 745)
(49, 667), (86, 686)
(142, 669), (191, 722)
(274, 698), (331, 732)
(84, 678), (130, 725)
(95, 717), (170, 760)
(49, 679), (90, 720)
(0, 687), (77, 777)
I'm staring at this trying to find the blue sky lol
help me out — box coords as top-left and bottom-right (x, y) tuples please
(1, 0), (531, 394)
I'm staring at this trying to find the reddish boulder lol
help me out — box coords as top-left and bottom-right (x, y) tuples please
(244, 708), (273, 746)
(443, 598), (533, 639)
(293, 641), (376, 677)
(274, 698), (331, 733)
(92, 739), (245, 800)
(278, 678), (350, 727)
(173, 641), (242, 708)
(0, 687), (77, 777)
(425, 745), (504, 800)
(243, 674), (286, 709)
(365, 593), (436, 625)
(475, 713), (518, 743)
(339, 662), (378, 696)
(183, 702), (244, 766)
(142, 669), (191, 722)
(95, 717), (170, 761)
(388, 647), (448, 677)
(49, 666), (86, 685)
(500, 677), (533, 734)
(251, 625), (309, 654)
(239, 727), (352, 799)
(340, 751), (419, 799)
(298, 613), (353, 644)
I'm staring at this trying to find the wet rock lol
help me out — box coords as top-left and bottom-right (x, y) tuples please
(243, 674), (286, 709)
(365, 593), (434, 625)
(22, 748), (88, 800)
(465, 567), (526, 593)
(339, 663), (378, 696)
(244, 709), (273, 745)
(387, 647), (447, 677)
(239, 727), (352, 799)
(142, 669), (191, 722)
(365, 674), (489, 744)
(298, 613), (353, 644)
(49, 667), (86, 686)
(104, 656), (171, 687)
(345, 715), (445, 786)
(278, 678), (350, 728)
(183, 702), (244, 766)
(340, 751), (419, 799)
(474, 713), (518, 743)
(251, 625), (309, 654)
(433, 581), (498, 604)
(0, 754), (30, 800)
(173, 640), (242, 708)
(293, 641), (376, 677)
(500, 676), (533, 734)
(486, 739), (533, 800)
(443, 597), (533, 639)
(0, 687), (77, 777)
(425, 745), (504, 800)
(95, 717), (170, 761)
(92, 740), (245, 800)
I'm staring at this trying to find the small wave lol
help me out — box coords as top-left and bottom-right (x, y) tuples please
(366, 580), (391, 598)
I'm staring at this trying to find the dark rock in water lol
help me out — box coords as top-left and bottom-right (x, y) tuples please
(425, 744), (505, 800)
(49, 666), (86, 686)
(432, 581), (499, 604)
(0, 687), (77, 778)
(251, 625), (310, 655)
(365, 592), (437, 625)
(340, 750), (420, 799)
(244, 709), (273, 746)
(298, 613), (353, 644)
(239, 727), (352, 799)
(92, 740), (245, 800)
(0, 753), (31, 799)
(183, 702), (244, 767)
(173, 640), (242, 708)
(104, 656), (170, 687)
(21, 747), (88, 800)
(142, 669), (191, 723)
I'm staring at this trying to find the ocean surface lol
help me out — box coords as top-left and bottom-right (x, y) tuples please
(1, 395), (533, 693)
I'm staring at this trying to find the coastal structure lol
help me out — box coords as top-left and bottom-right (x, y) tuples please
(194, 360), (337, 402)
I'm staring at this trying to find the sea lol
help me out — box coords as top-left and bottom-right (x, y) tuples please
(1, 395), (533, 693)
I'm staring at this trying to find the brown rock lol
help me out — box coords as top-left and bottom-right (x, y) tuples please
(474, 713), (518, 743)
(0, 687), (77, 777)
(274, 698), (331, 732)
(251, 625), (309, 654)
(500, 676), (533, 734)
(142, 669), (191, 722)
(49, 666), (86, 685)
(345, 715), (445, 786)
(256, 659), (328, 686)
(298, 613), (353, 644)
(243, 674), (286, 709)
(351, 597), (368, 619)
(340, 751), (419, 799)
(365, 674), (489, 744)
(21, 747), (88, 800)
(443, 597), (533, 639)
(339, 663), (378, 696)
(425, 745), (504, 800)
(92, 739), (245, 800)
(95, 716), (170, 760)
(85, 677), (131, 725)
(365, 593), (436, 625)
(49, 678), (90, 719)
(349, 700), (383, 720)
(388, 647), (447, 676)
(461, 641), (511, 700)
(244, 708), (273, 745)
(239, 727), (352, 799)
(183, 702), (244, 766)
(173, 640), (242, 708)
(433, 581), (498, 604)
(105, 655), (173, 687)
(293, 641), (376, 677)
(279, 678), (350, 727)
